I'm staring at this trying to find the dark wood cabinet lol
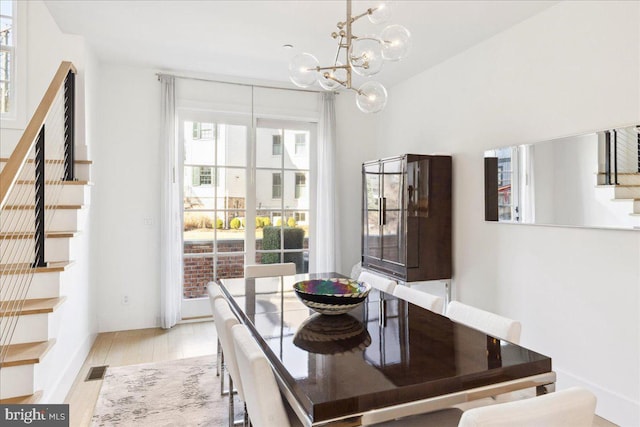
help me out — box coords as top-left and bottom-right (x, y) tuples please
(361, 154), (452, 282)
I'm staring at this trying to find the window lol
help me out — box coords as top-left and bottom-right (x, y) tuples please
(191, 166), (216, 186)
(295, 133), (306, 155)
(295, 172), (306, 199)
(294, 212), (306, 222)
(272, 134), (282, 155)
(192, 122), (214, 140)
(272, 173), (282, 199)
(0, 0), (15, 116)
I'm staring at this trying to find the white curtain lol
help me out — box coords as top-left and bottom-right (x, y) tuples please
(159, 75), (182, 329)
(314, 93), (340, 273)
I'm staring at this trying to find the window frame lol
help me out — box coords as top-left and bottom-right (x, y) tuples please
(0, 0), (26, 128)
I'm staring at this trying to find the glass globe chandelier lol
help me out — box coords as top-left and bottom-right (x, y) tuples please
(288, 0), (411, 113)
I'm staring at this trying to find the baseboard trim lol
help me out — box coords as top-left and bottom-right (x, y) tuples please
(555, 367), (638, 426)
(43, 332), (96, 403)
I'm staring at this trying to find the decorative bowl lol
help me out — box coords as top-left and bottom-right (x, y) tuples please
(293, 278), (371, 315)
(293, 313), (371, 355)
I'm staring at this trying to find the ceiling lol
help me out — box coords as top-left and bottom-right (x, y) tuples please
(45, 0), (557, 88)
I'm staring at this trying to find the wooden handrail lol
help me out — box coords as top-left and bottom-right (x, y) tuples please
(0, 61), (77, 209)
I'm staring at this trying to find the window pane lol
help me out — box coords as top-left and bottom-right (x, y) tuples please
(216, 254), (245, 280)
(219, 167), (246, 207)
(257, 127), (282, 168)
(217, 210), (245, 252)
(184, 211), (217, 241)
(0, 50), (11, 114)
(284, 130), (310, 169)
(218, 124), (247, 167)
(184, 166), (214, 209)
(183, 255), (213, 298)
(184, 121), (215, 166)
(0, 15), (12, 47)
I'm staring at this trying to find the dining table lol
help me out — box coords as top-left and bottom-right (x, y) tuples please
(217, 272), (555, 427)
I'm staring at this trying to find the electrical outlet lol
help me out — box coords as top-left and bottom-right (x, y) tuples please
(122, 295), (129, 305)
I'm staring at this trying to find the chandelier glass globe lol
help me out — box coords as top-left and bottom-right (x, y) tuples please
(380, 24), (411, 61)
(349, 37), (384, 77)
(289, 53), (320, 88)
(318, 62), (347, 90)
(368, 2), (392, 24)
(356, 81), (388, 113)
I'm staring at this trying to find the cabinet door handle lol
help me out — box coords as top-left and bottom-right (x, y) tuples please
(381, 197), (387, 226)
(378, 197), (383, 226)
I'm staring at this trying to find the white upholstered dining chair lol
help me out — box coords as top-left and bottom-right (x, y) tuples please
(358, 270), (397, 294)
(244, 262), (296, 278)
(232, 324), (301, 427)
(393, 285), (444, 314)
(446, 301), (522, 344)
(212, 298), (246, 427)
(457, 387), (597, 427)
(207, 283), (224, 380)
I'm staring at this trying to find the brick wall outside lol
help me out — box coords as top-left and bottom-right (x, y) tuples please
(183, 237), (308, 298)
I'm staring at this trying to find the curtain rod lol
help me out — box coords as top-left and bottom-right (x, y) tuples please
(156, 72), (338, 95)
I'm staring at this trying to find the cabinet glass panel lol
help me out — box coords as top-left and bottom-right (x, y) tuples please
(365, 210), (382, 259)
(382, 211), (402, 264)
(382, 159), (402, 210)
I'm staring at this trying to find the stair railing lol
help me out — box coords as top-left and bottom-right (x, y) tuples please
(603, 126), (639, 185)
(0, 61), (76, 365)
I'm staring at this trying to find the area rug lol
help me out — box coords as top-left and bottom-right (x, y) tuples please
(91, 355), (232, 426)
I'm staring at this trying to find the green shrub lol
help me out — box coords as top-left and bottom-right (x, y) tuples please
(230, 218), (241, 229)
(216, 218), (223, 229)
(275, 218), (282, 226)
(261, 226), (304, 271)
(262, 217), (271, 227)
(287, 217), (297, 227)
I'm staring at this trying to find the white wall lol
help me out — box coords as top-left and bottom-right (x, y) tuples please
(91, 64), (162, 332)
(340, 1), (638, 424)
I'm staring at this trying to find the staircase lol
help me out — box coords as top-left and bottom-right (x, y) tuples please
(0, 62), (92, 403)
(595, 126), (640, 221)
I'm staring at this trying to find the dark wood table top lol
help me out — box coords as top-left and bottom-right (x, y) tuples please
(218, 273), (553, 426)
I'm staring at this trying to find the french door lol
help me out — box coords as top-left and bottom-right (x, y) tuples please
(178, 111), (315, 318)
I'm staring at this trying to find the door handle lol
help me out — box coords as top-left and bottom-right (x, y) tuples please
(381, 197), (387, 226)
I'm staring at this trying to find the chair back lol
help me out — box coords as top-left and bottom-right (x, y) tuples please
(446, 301), (521, 344)
(350, 262), (362, 280)
(245, 262), (296, 278)
(207, 281), (223, 313)
(358, 271), (397, 294)
(232, 324), (291, 427)
(457, 387), (597, 427)
(393, 285), (444, 314)
(212, 298), (244, 399)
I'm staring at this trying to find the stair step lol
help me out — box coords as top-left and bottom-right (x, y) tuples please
(0, 260), (74, 275)
(0, 231), (79, 240)
(3, 204), (84, 210)
(0, 391), (42, 404)
(0, 297), (66, 317)
(15, 179), (92, 186)
(0, 158), (93, 165)
(1, 339), (56, 368)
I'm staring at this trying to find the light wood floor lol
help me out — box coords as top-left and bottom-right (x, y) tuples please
(64, 321), (218, 427)
(64, 320), (617, 427)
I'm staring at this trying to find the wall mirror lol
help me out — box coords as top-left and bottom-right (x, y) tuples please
(484, 124), (639, 230)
